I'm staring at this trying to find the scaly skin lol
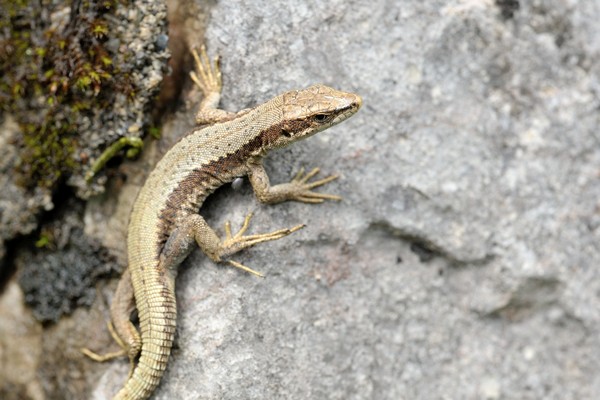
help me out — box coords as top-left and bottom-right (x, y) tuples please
(83, 46), (361, 399)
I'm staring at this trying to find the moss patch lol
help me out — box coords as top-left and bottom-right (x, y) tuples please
(0, 0), (136, 189)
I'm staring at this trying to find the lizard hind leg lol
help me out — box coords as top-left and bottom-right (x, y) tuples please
(80, 321), (128, 361)
(218, 212), (305, 276)
(222, 212), (305, 255)
(81, 269), (141, 378)
(172, 212), (304, 277)
(80, 323), (137, 379)
(81, 320), (137, 379)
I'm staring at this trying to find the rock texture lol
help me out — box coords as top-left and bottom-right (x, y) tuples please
(2, 0), (600, 399)
(0, 0), (169, 261)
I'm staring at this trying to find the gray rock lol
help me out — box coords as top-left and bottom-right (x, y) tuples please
(136, 1), (597, 399)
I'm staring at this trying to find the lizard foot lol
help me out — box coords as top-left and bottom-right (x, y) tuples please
(81, 321), (127, 362)
(190, 45), (222, 98)
(81, 321), (137, 378)
(190, 45), (235, 124)
(220, 212), (304, 276)
(286, 167), (342, 203)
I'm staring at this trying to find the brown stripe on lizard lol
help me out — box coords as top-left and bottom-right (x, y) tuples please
(81, 45), (361, 400)
(154, 120), (304, 255)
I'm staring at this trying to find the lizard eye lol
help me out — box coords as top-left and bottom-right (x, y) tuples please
(313, 114), (328, 122)
(281, 129), (293, 138)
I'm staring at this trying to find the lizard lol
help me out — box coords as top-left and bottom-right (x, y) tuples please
(82, 45), (362, 400)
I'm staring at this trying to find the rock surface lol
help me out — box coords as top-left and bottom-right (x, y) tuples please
(3, 0), (600, 399)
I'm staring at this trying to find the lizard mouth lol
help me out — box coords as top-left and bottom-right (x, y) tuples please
(332, 93), (362, 125)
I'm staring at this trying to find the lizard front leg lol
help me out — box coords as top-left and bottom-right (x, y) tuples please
(248, 161), (342, 204)
(190, 45), (238, 124)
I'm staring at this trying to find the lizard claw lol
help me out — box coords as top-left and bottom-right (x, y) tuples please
(190, 45), (235, 124)
(190, 45), (222, 97)
(219, 213), (304, 276)
(288, 167), (342, 203)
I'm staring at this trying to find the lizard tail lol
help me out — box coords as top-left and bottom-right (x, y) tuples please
(114, 282), (177, 400)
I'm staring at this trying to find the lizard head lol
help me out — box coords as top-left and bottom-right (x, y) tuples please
(265, 84), (362, 149)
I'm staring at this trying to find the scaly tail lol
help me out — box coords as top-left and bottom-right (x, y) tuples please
(114, 280), (177, 400)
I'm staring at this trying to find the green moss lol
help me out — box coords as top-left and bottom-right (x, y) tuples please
(85, 137), (144, 183)
(35, 230), (53, 249)
(0, 0), (133, 190)
(149, 126), (162, 140)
